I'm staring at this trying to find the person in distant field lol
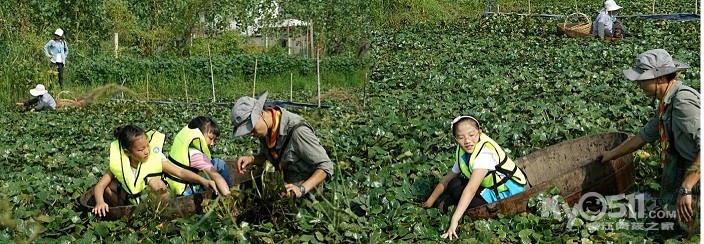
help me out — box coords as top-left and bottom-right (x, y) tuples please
(592, 0), (626, 38)
(231, 91), (334, 198)
(600, 49), (700, 232)
(91, 125), (217, 217)
(43, 28), (69, 88)
(165, 116), (233, 197)
(422, 116), (528, 240)
(15, 84), (56, 112)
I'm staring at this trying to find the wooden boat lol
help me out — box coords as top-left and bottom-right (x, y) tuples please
(80, 159), (264, 221)
(464, 132), (635, 218)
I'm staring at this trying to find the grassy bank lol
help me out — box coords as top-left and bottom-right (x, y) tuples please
(50, 68), (367, 105)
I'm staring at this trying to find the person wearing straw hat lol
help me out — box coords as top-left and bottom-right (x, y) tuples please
(231, 91), (334, 198)
(15, 84), (56, 112)
(600, 49), (700, 231)
(592, 0), (626, 38)
(43, 28), (69, 88)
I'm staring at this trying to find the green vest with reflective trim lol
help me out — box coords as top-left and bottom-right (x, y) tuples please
(109, 130), (165, 205)
(165, 126), (211, 196)
(457, 134), (528, 195)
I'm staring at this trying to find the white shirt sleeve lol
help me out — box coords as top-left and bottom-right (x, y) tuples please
(451, 162), (461, 174)
(472, 151), (498, 170)
(188, 148), (199, 157)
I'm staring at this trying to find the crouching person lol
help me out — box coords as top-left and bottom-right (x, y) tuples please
(91, 125), (217, 217)
(165, 116), (233, 196)
(15, 84), (56, 112)
(232, 91), (334, 198)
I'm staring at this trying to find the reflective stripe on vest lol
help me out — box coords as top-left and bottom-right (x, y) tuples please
(109, 130), (165, 205)
(165, 126), (211, 196)
(457, 134), (528, 195)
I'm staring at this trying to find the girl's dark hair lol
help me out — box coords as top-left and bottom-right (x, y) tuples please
(188, 116), (220, 137)
(452, 117), (480, 136)
(113, 125), (145, 149)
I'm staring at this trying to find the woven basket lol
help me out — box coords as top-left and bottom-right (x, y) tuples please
(556, 13), (593, 38)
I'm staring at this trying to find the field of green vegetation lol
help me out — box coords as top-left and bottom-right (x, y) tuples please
(0, 0), (700, 242)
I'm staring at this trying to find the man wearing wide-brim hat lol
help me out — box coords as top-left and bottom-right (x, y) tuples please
(231, 91), (334, 198)
(15, 84), (57, 112)
(600, 49), (700, 234)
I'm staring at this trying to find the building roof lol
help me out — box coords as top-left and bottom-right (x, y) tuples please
(269, 18), (310, 28)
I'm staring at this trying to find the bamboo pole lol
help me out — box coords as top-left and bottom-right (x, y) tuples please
(120, 78), (126, 100)
(183, 67), (189, 103)
(363, 72), (367, 110)
(146, 73), (149, 101)
(316, 48), (320, 108)
(290, 72), (293, 101)
(528, 0), (531, 15)
(208, 43), (215, 102)
(309, 20), (314, 58)
(253, 58), (258, 97)
(652, 0), (655, 14)
(114, 33), (119, 58)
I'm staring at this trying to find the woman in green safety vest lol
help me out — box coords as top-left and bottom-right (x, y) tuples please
(91, 125), (217, 217)
(165, 116), (233, 196)
(422, 116), (528, 240)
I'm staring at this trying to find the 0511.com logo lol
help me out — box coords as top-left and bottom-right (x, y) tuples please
(538, 192), (677, 231)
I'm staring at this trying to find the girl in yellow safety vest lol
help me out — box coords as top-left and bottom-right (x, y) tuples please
(91, 125), (217, 217)
(165, 116), (233, 196)
(422, 116), (528, 240)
